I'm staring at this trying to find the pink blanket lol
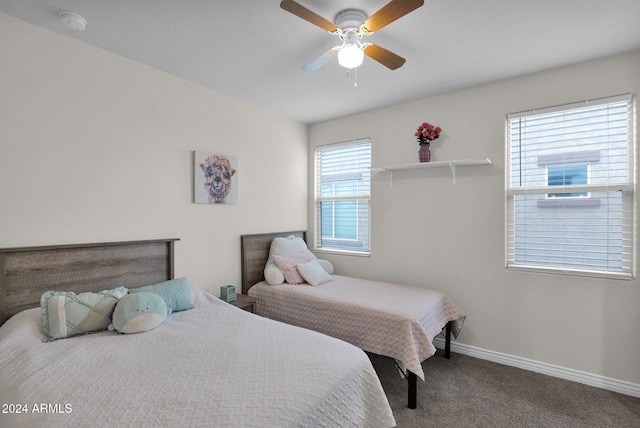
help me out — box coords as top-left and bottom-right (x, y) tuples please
(249, 275), (465, 380)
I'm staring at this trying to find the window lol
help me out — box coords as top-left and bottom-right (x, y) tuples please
(506, 94), (634, 278)
(315, 139), (371, 254)
(547, 164), (588, 198)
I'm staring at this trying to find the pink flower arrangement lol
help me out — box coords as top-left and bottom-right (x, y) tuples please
(415, 122), (442, 145)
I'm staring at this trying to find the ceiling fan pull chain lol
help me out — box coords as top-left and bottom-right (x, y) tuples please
(346, 68), (358, 87)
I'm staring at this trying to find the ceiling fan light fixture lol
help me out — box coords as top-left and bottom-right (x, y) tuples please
(338, 43), (364, 69)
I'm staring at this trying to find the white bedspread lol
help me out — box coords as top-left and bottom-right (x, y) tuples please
(0, 287), (395, 428)
(248, 275), (466, 380)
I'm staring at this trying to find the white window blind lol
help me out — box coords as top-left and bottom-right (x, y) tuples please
(506, 94), (634, 279)
(315, 139), (371, 254)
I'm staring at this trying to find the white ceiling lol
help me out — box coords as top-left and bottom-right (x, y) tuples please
(3, 0), (640, 124)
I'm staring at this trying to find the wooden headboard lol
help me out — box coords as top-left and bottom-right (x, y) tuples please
(240, 231), (306, 294)
(0, 238), (179, 326)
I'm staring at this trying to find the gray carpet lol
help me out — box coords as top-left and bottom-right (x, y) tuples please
(368, 351), (640, 428)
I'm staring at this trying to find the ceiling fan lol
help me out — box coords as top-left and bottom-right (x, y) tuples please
(280, 0), (424, 72)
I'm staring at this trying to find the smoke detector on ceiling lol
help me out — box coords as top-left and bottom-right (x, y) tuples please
(59, 11), (87, 31)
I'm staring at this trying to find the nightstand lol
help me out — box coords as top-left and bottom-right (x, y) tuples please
(227, 293), (256, 313)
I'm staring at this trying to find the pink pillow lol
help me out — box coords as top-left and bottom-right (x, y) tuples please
(273, 250), (317, 284)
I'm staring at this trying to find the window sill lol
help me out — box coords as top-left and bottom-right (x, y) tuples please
(507, 263), (632, 280)
(314, 248), (370, 258)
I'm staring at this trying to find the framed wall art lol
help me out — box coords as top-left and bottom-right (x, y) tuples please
(194, 151), (238, 204)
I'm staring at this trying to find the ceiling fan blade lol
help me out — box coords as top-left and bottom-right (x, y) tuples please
(360, 0), (424, 34)
(302, 47), (340, 72)
(363, 44), (406, 70)
(280, 0), (337, 33)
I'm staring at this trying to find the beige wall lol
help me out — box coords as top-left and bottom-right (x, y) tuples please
(309, 50), (640, 385)
(0, 13), (308, 293)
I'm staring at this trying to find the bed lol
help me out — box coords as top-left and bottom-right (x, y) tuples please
(0, 239), (395, 428)
(240, 231), (466, 409)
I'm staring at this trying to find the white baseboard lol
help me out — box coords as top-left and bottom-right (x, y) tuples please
(433, 337), (640, 398)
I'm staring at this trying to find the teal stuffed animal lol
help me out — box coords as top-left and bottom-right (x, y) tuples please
(109, 292), (169, 334)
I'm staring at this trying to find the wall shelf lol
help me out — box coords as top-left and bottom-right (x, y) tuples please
(371, 158), (492, 185)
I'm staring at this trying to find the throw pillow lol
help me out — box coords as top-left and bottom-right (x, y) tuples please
(273, 249), (317, 284)
(129, 277), (194, 313)
(41, 286), (128, 341)
(297, 260), (332, 286)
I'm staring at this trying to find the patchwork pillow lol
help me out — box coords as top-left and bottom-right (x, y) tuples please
(273, 249), (317, 284)
(41, 286), (128, 341)
(129, 277), (194, 313)
(109, 292), (168, 334)
(297, 260), (332, 286)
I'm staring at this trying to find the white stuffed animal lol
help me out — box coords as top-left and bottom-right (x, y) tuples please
(264, 235), (333, 285)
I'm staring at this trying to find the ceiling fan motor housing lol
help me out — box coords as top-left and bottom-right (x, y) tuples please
(334, 9), (367, 32)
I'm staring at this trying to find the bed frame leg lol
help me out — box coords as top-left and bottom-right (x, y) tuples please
(445, 321), (452, 359)
(407, 370), (417, 409)
(405, 321), (452, 409)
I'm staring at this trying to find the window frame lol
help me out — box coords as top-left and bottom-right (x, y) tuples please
(314, 139), (371, 256)
(506, 94), (635, 279)
(545, 162), (590, 199)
